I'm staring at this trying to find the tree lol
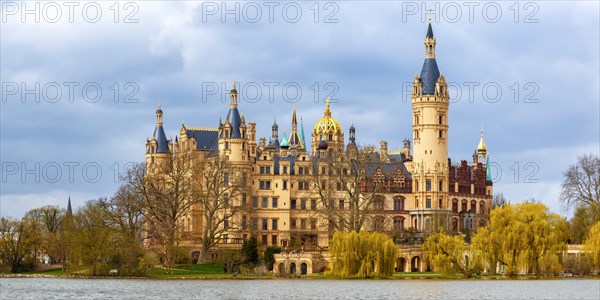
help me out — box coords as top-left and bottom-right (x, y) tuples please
(69, 199), (115, 275)
(472, 202), (569, 275)
(98, 184), (146, 274)
(328, 231), (397, 278)
(311, 147), (384, 235)
(0, 217), (41, 272)
(492, 193), (507, 209)
(584, 221), (600, 270)
(23, 205), (66, 264)
(560, 154), (600, 210)
(263, 246), (282, 271)
(241, 236), (259, 267)
(423, 229), (482, 277)
(568, 202), (600, 244)
(196, 158), (247, 263)
(138, 151), (201, 272)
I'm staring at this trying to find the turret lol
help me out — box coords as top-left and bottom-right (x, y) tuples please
(218, 81), (246, 161)
(380, 140), (389, 162)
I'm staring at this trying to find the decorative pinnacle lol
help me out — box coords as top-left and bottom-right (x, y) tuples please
(324, 98), (332, 116)
(157, 99), (161, 109)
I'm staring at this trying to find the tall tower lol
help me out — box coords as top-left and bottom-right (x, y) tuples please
(410, 22), (450, 230)
(145, 101), (172, 170)
(218, 81), (248, 161)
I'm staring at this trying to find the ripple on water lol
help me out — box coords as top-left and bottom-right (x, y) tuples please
(1, 278), (599, 300)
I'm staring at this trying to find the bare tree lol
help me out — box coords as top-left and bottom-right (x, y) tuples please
(98, 185), (145, 241)
(311, 148), (383, 234)
(196, 158), (247, 263)
(560, 154), (600, 210)
(140, 151), (202, 272)
(492, 193), (508, 209)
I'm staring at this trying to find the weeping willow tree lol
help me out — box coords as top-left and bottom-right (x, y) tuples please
(472, 202), (568, 275)
(584, 221), (600, 271)
(328, 231), (397, 277)
(423, 229), (482, 277)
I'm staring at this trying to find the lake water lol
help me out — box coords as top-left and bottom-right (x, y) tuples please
(1, 278), (598, 299)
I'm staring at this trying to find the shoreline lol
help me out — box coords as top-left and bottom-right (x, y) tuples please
(2, 273), (598, 281)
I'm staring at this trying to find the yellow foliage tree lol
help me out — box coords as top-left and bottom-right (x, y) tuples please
(423, 229), (482, 277)
(584, 221), (600, 270)
(472, 202), (568, 275)
(328, 231), (397, 277)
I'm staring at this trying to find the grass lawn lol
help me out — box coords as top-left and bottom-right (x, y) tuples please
(32, 267), (69, 276)
(147, 263), (232, 278)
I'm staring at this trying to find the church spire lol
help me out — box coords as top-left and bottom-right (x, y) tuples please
(289, 105), (301, 147)
(299, 117), (306, 149)
(66, 196), (73, 216)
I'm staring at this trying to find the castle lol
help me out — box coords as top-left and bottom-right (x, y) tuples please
(144, 23), (493, 268)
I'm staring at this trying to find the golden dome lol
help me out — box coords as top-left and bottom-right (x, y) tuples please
(313, 98), (342, 135)
(477, 129), (487, 153)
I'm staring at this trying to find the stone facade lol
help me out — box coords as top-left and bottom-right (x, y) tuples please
(144, 23), (493, 261)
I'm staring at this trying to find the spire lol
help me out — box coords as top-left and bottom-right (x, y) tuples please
(152, 101), (169, 153)
(299, 116), (306, 149)
(349, 120), (356, 143)
(66, 196), (73, 216)
(292, 105), (298, 124)
(324, 98), (332, 117)
(486, 155), (492, 181)
(419, 22), (440, 95)
(224, 81), (242, 138)
(289, 105), (301, 147)
(426, 21), (434, 39)
(477, 126), (487, 153)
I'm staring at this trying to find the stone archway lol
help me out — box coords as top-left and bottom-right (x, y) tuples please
(411, 256), (421, 272)
(278, 263), (285, 275)
(290, 262), (297, 275)
(396, 257), (407, 272)
(300, 262), (308, 275)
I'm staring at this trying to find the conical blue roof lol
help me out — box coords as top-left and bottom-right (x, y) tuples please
(153, 125), (169, 153)
(225, 107), (242, 138)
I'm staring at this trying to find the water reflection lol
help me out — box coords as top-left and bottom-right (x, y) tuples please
(1, 278), (598, 300)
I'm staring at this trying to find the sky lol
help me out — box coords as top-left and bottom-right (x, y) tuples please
(1, 1), (599, 219)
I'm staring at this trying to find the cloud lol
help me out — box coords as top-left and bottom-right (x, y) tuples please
(1, 1), (598, 218)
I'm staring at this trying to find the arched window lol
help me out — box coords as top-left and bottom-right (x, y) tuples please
(393, 217), (404, 231)
(452, 199), (458, 213)
(479, 201), (485, 215)
(461, 200), (467, 212)
(373, 196), (385, 210)
(393, 196), (405, 211)
(470, 200), (477, 213)
(373, 216), (385, 231)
